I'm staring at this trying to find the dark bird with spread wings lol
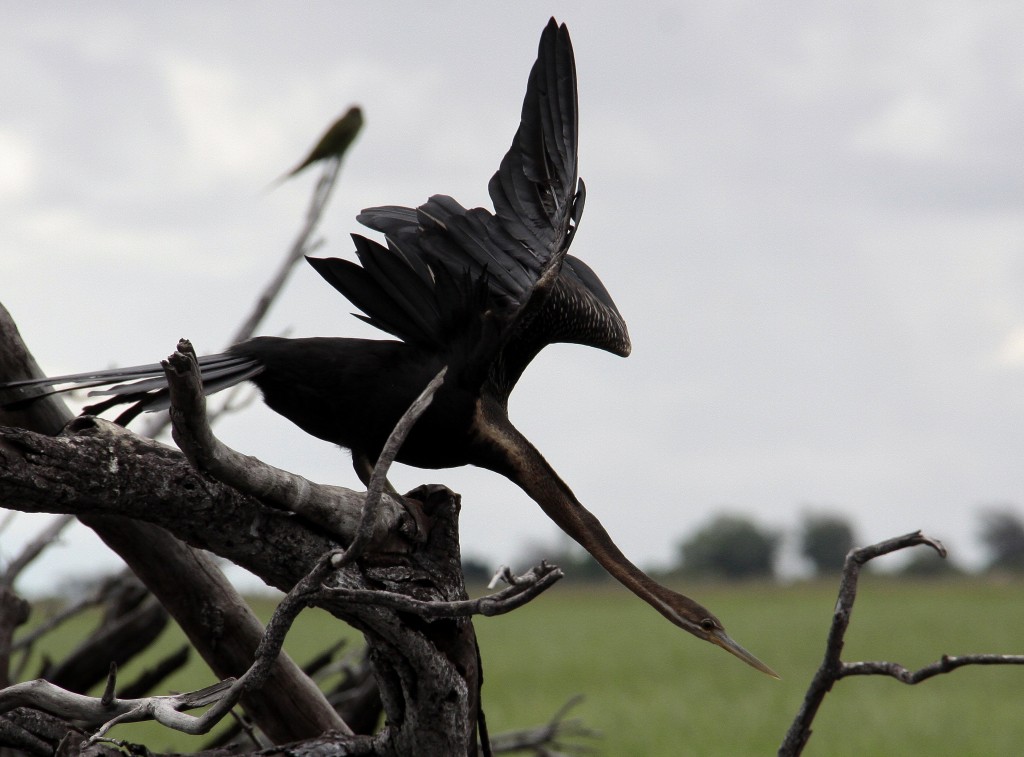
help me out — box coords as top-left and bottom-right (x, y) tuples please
(1, 20), (776, 677)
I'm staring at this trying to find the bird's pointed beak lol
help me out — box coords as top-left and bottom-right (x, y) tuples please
(708, 629), (780, 678)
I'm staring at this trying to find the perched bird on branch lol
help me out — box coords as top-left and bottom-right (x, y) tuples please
(1, 19), (776, 677)
(278, 105), (363, 181)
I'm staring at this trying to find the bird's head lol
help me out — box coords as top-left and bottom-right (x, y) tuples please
(649, 583), (779, 678)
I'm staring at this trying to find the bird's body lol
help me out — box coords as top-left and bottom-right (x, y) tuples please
(1, 19), (775, 676)
(235, 336), (473, 471)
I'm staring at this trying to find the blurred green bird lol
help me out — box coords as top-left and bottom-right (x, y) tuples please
(279, 105), (364, 182)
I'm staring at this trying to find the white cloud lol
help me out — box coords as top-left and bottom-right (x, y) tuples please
(996, 327), (1024, 367)
(0, 128), (34, 199)
(852, 94), (952, 160)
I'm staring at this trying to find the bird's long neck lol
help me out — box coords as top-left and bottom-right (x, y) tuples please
(472, 399), (680, 622)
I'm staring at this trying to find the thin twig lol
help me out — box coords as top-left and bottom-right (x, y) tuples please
(138, 157), (341, 440)
(0, 514), (75, 586)
(11, 572), (127, 653)
(228, 160), (340, 347)
(840, 654), (1024, 683)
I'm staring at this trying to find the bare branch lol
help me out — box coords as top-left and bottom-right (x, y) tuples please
(231, 159), (342, 347)
(324, 560), (563, 618)
(779, 530), (1024, 756)
(88, 552), (354, 741)
(2, 302), (343, 744)
(11, 574), (125, 654)
(241, 553), (340, 696)
(162, 339), (415, 549)
(1, 556), (346, 743)
(840, 653), (1024, 683)
(118, 645), (190, 699)
(0, 588), (29, 688)
(137, 155), (346, 441)
(43, 594), (167, 694)
(0, 677), (236, 738)
(0, 421), (333, 588)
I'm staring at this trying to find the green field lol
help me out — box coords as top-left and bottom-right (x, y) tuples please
(20, 576), (1024, 755)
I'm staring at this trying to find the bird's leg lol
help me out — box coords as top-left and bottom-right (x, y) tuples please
(352, 452), (398, 495)
(351, 452), (430, 543)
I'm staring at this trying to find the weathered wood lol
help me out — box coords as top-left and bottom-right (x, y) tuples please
(0, 304), (350, 746)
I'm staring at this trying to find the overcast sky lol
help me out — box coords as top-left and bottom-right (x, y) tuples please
(3, 2), (1024, 592)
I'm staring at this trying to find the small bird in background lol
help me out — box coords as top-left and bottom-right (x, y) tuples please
(275, 105), (364, 184)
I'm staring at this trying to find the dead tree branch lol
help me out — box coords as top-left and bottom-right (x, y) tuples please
(0, 676), (237, 738)
(488, 695), (599, 756)
(162, 338), (418, 548)
(839, 653), (1024, 682)
(324, 561), (563, 618)
(228, 150), (346, 348)
(0, 307), (352, 744)
(779, 530), (1024, 756)
(5, 553), (352, 743)
(339, 365), (447, 565)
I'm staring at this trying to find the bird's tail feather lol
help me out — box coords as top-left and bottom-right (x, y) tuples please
(0, 352), (263, 424)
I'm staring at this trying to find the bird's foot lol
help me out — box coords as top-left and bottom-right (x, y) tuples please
(397, 484), (451, 542)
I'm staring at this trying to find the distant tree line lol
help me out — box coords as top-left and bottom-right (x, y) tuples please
(467, 506), (1024, 584)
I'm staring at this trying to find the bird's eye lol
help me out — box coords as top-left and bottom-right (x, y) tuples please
(700, 618), (715, 631)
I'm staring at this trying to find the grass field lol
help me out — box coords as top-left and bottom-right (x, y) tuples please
(20, 576), (1024, 755)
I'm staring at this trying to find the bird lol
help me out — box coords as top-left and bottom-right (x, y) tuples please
(273, 105), (364, 184)
(1, 19), (776, 677)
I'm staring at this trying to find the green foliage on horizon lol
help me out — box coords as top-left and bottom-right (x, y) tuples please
(677, 513), (781, 579)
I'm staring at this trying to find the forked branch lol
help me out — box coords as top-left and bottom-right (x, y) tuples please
(779, 530), (1024, 756)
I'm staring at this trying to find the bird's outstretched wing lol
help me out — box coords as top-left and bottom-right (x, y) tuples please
(353, 19), (628, 393)
(489, 17), (581, 269)
(359, 19), (580, 319)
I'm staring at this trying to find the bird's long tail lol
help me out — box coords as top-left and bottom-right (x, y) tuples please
(0, 352), (263, 425)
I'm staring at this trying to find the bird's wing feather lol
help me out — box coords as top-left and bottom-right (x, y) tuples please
(357, 20), (581, 324)
(306, 242), (439, 348)
(307, 237), (495, 362)
(488, 18), (580, 269)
